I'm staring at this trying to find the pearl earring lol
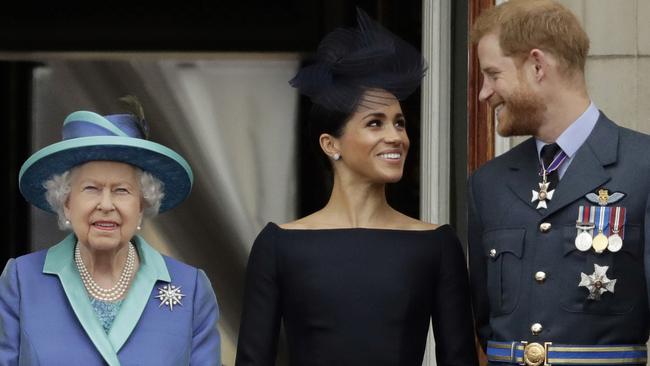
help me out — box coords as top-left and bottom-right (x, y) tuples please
(333, 153), (341, 161)
(65, 219), (71, 227)
(137, 224), (142, 230)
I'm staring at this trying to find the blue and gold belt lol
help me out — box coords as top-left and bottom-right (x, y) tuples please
(487, 340), (647, 365)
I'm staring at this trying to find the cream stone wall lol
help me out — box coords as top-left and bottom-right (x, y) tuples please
(579, 0), (650, 134)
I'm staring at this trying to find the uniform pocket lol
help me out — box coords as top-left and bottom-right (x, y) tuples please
(560, 223), (641, 314)
(483, 228), (526, 316)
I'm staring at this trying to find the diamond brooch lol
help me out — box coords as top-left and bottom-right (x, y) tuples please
(155, 284), (186, 310)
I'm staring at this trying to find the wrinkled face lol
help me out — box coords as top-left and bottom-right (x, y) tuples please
(477, 33), (546, 137)
(335, 90), (410, 183)
(64, 161), (143, 251)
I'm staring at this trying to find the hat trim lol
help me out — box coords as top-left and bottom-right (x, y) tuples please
(19, 136), (193, 184)
(63, 111), (128, 137)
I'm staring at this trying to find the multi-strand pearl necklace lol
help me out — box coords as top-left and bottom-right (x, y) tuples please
(74, 242), (136, 302)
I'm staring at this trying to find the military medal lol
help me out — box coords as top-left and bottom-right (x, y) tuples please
(575, 231), (593, 251)
(531, 150), (567, 210)
(592, 234), (608, 253)
(608, 206), (625, 252)
(531, 180), (554, 209)
(592, 206), (610, 253)
(575, 205), (595, 252)
(579, 264), (617, 301)
(608, 233), (623, 252)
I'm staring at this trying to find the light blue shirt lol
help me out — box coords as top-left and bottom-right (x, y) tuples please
(536, 102), (600, 178)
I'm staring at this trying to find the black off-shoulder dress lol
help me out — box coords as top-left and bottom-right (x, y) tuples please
(235, 222), (478, 366)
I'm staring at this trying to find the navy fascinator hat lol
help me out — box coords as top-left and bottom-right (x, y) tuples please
(289, 8), (427, 114)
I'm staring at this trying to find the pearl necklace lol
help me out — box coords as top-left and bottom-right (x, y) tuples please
(74, 242), (136, 302)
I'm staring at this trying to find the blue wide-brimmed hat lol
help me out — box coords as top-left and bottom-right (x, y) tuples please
(19, 110), (193, 214)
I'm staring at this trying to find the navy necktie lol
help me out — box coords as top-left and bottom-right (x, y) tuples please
(540, 143), (561, 190)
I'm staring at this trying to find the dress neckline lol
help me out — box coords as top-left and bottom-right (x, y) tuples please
(269, 222), (450, 233)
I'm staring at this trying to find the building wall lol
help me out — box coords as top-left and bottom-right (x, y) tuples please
(570, 0), (650, 134)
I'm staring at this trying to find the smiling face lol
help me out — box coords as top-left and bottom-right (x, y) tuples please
(477, 33), (546, 137)
(64, 161), (143, 251)
(331, 90), (410, 184)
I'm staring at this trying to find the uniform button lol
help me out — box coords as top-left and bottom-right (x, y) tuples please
(535, 271), (546, 283)
(539, 222), (552, 233)
(489, 249), (497, 258)
(531, 323), (543, 335)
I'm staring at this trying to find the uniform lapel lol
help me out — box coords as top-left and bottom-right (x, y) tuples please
(108, 235), (171, 353)
(42, 234), (121, 366)
(506, 138), (546, 215)
(543, 113), (618, 218)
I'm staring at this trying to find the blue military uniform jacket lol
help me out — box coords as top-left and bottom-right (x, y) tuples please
(0, 234), (221, 365)
(468, 114), (650, 355)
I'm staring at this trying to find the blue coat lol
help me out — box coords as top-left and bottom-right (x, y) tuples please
(0, 234), (221, 365)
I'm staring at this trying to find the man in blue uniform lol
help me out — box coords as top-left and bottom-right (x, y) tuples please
(468, 1), (650, 365)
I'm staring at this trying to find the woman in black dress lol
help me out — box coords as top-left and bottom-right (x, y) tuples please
(236, 9), (478, 366)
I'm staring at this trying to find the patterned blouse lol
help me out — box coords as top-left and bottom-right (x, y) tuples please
(89, 297), (123, 333)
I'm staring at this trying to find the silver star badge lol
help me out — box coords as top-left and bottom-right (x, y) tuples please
(531, 182), (555, 209)
(579, 264), (617, 301)
(155, 284), (186, 310)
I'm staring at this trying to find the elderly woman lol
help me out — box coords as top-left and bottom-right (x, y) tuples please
(0, 104), (220, 365)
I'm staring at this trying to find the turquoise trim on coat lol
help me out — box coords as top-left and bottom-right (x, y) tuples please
(108, 235), (170, 352)
(42, 234), (120, 366)
(42, 234), (171, 366)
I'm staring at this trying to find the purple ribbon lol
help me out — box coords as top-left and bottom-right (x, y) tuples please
(538, 150), (568, 176)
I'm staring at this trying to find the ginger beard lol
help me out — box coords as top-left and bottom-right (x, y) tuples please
(493, 76), (547, 137)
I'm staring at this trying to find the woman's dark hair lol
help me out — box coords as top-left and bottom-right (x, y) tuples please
(308, 103), (351, 170)
(292, 7), (425, 171)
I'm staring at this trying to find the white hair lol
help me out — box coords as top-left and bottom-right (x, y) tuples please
(44, 171), (72, 230)
(43, 166), (165, 230)
(139, 170), (165, 217)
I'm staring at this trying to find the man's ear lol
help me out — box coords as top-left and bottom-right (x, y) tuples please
(528, 48), (548, 82)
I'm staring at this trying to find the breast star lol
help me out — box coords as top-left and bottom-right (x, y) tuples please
(579, 264), (617, 301)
